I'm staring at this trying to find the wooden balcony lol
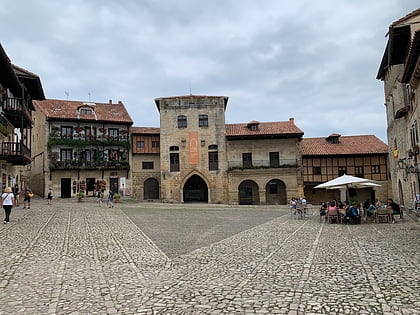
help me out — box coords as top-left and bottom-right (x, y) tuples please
(0, 142), (31, 165)
(1, 97), (33, 128)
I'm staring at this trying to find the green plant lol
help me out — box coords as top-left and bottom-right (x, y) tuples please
(76, 191), (85, 199)
(113, 193), (121, 200)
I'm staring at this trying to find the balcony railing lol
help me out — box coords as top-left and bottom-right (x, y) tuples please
(228, 159), (297, 171)
(0, 142), (31, 165)
(49, 159), (130, 170)
(48, 134), (130, 148)
(1, 97), (33, 128)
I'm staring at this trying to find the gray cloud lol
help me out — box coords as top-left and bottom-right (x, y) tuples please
(1, 0), (419, 142)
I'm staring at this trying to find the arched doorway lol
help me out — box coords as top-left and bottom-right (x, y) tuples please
(144, 178), (159, 200)
(238, 180), (260, 205)
(183, 174), (208, 203)
(265, 179), (287, 204)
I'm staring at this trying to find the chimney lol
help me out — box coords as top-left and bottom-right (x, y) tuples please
(109, 99), (112, 105)
(289, 118), (294, 124)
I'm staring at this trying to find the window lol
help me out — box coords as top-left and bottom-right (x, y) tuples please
(313, 167), (321, 175)
(355, 166), (364, 178)
(410, 121), (419, 146)
(60, 148), (72, 161)
(372, 165), (380, 174)
(242, 153), (252, 168)
(170, 153), (180, 172)
(84, 127), (96, 140)
(80, 108), (92, 115)
(152, 141), (160, 148)
(85, 150), (94, 161)
(269, 152), (279, 167)
(208, 144), (218, 150)
(209, 151), (218, 171)
(199, 115), (209, 127)
(338, 167), (347, 176)
(136, 141), (145, 148)
(269, 182), (278, 194)
(142, 161), (154, 169)
(170, 146), (179, 151)
(108, 128), (119, 138)
(177, 115), (187, 128)
(61, 126), (73, 139)
(189, 103), (195, 108)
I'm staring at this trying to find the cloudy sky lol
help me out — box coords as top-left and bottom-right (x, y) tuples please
(1, 1), (418, 142)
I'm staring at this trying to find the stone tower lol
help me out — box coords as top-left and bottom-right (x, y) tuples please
(155, 95), (229, 203)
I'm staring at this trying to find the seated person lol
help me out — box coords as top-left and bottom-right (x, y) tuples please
(327, 201), (339, 223)
(387, 198), (402, 222)
(344, 203), (361, 224)
(367, 204), (377, 217)
(319, 202), (327, 219)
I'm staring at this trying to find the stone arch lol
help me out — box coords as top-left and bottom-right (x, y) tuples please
(238, 180), (260, 205)
(265, 179), (287, 205)
(144, 178), (160, 200)
(183, 174), (208, 203)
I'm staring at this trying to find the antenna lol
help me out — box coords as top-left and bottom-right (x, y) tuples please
(88, 92), (91, 102)
(65, 91), (69, 100)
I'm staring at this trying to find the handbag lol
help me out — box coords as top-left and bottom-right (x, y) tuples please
(28, 192), (34, 198)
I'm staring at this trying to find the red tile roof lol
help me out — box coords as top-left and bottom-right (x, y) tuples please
(131, 126), (160, 134)
(33, 99), (133, 124)
(301, 135), (388, 156)
(226, 120), (304, 138)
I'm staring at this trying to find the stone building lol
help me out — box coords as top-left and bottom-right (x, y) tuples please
(131, 94), (304, 204)
(377, 9), (420, 207)
(0, 44), (45, 192)
(30, 99), (133, 197)
(301, 134), (389, 205)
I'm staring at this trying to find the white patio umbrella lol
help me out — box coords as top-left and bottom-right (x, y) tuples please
(314, 174), (381, 201)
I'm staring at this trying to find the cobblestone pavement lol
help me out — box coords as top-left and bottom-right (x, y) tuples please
(0, 198), (419, 314)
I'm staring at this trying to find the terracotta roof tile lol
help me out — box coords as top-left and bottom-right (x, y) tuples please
(301, 135), (388, 156)
(131, 126), (160, 134)
(226, 120), (304, 138)
(33, 99), (133, 124)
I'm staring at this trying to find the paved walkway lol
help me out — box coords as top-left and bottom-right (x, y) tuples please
(0, 198), (419, 314)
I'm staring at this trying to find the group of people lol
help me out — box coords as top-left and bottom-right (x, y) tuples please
(289, 196), (307, 216)
(96, 189), (116, 208)
(319, 198), (402, 224)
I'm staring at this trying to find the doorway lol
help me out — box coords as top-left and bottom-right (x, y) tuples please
(61, 178), (71, 198)
(86, 178), (96, 197)
(183, 175), (208, 203)
(144, 178), (159, 199)
(110, 177), (118, 193)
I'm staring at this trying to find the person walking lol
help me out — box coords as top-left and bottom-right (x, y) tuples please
(2, 187), (15, 224)
(23, 186), (33, 209)
(12, 184), (19, 207)
(107, 190), (114, 208)
(47, 187), (53, 205)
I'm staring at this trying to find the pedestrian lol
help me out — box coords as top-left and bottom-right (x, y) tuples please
(47, 187), (53, 205)
(23, 186), (33, 209)
(97, 190), (104, 207)
(2, 186), (15, 224)
(12, 184), (19, 206)
(107, 190), (114, 208)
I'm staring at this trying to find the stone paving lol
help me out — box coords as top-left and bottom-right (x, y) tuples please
(0, 198), (419, 314)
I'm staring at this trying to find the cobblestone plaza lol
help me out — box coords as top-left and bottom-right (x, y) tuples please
(0, 198), (419, 314)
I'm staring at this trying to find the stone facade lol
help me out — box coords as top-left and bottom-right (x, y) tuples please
(377, 9), (420, 207)
(132, 95), (304, 205)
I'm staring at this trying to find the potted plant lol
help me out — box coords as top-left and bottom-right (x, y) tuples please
(113, 193), (121, 203)
(76, 191), (85, 202)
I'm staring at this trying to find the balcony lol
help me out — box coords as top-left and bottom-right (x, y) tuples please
(1, 97), (33, 128)
(48, 134), (130, 148)
(0, 142), (31, 165)
(228, 158), (297, 171)
(49, 159), (130, 170)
